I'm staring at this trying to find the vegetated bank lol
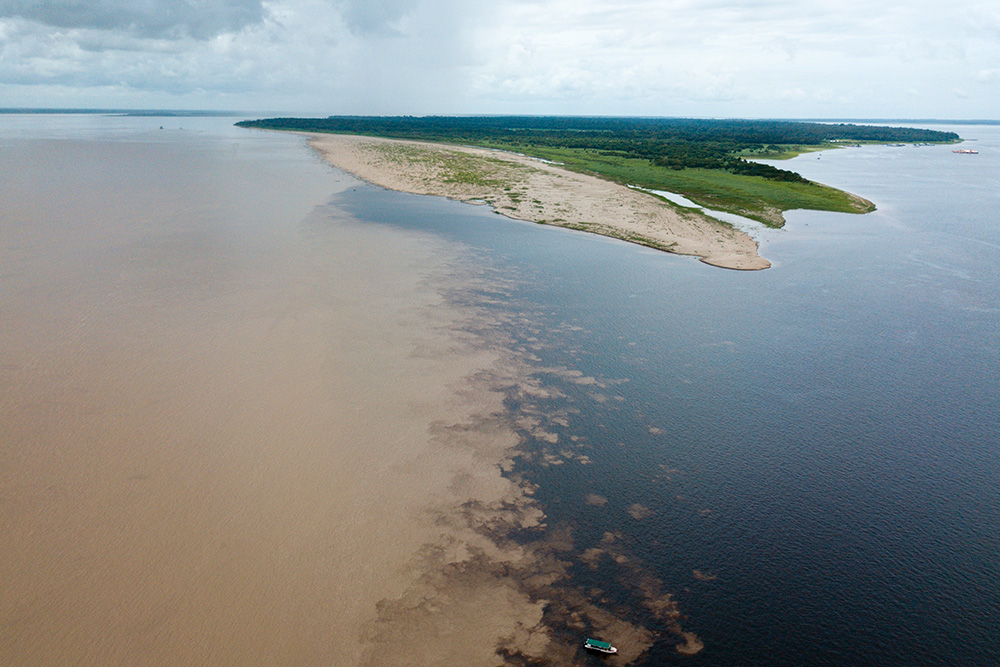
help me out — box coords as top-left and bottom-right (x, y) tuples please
(302, 133), (773, 270)
(236, 116), (958, 227)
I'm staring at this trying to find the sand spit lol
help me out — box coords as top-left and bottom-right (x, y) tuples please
(305, 133), (771, 271)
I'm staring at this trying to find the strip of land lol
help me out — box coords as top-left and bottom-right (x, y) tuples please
(304, 133), (772, 270)
(243, 116), (959, 230)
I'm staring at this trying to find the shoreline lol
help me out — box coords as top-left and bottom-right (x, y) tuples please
(3, 122), (710, 665)
(0, 130), (558, 666)
(301, 132), (771, 271)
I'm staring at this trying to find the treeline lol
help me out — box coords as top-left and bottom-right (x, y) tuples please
(237, 116), (957, 182)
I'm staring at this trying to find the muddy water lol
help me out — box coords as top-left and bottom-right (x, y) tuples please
(0, 117), (543, 665)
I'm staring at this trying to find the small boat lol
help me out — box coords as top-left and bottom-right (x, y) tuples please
(584, 638), (618, 654)
(952, 149), (979, 154)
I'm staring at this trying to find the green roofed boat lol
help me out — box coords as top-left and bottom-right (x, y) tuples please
(583, 638), (618, 654)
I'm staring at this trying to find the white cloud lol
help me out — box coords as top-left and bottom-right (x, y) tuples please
(0, 0), (997, 117)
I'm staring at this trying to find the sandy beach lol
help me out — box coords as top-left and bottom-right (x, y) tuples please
(305, 133), (771, 271)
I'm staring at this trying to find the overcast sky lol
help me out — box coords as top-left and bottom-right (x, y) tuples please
(1, 0), (997, 118)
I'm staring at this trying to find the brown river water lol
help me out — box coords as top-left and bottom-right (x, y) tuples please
(0, 117), (551, 666)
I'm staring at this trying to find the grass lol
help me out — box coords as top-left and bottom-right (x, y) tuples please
(365, 139), (707, 251)
(479, 144), (874, 227)
(738, 144), (837, 160)
(349, 134), (875, 228)
(245, 118), (959, 226)
(371, 142), (528, 190)
(740, 137), (959, 161)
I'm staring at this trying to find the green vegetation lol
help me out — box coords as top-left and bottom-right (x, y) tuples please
(475, 144), (874, 226)
(237, 116), (959, 226)
(370, 141), (528, 191)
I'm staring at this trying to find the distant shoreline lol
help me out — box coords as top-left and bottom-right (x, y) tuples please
(298, 132), (771, 271)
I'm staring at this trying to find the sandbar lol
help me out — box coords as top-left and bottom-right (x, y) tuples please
(305, 133), (771, 271)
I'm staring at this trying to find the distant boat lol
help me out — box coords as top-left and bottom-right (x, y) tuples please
(953, 149), (979, 154)
(584, 638), (618, 654)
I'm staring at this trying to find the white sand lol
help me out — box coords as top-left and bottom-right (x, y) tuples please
(306, 133), (771, 271)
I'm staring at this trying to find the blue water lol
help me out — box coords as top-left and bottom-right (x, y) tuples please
(333, 128), (1000, 666)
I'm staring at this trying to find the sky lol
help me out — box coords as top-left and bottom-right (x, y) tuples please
(1, 0), (998, 119)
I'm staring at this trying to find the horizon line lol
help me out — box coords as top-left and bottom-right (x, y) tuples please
(2, 108), (997, 125)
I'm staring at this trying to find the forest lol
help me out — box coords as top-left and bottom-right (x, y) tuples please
(236, 116), (958, 225)
(236, 115), (958, 183)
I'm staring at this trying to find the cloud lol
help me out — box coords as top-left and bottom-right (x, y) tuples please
(0, 0), (487, 113)
(0, 0), (265, 39)
(0, 0), (997, 117)
(335, 0), (420, 35)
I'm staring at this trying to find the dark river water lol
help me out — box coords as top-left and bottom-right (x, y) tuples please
(3, 114), (997, 666)
(334, 125), (1000, 666)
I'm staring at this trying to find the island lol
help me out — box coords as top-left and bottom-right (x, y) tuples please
(236, 116), (958, 269)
